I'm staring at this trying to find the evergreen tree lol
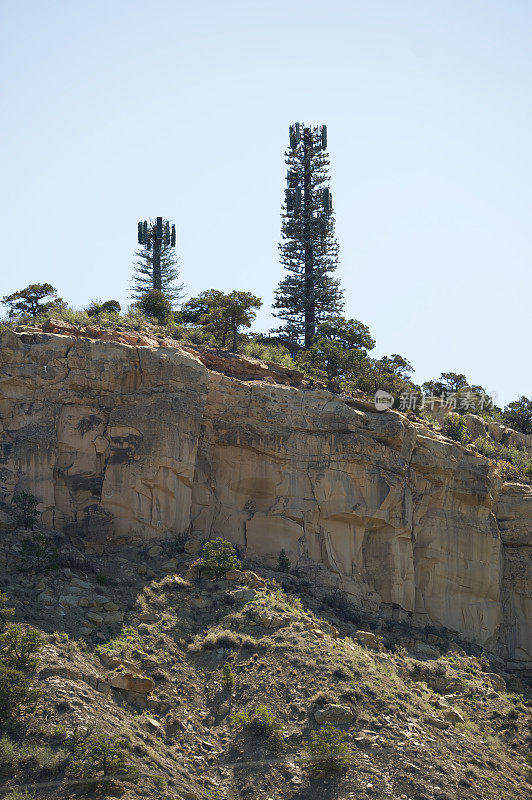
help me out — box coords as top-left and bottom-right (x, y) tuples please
(274, 123), (343, 348)
(181, 289), (262, 351)
(299, 316), (374, 390)
(276, 549), (291, 573)
(2, 283), (64, 319)
(131, 218), (183, 305)
(502, 396), (532, 434)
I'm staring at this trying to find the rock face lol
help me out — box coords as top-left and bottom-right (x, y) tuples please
(314, 704), (354, 725)
(0, 329), (531, 671)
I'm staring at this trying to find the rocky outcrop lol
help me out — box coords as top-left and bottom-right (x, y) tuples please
(463, 413), (532, 455)
(0, 329), (530, 671)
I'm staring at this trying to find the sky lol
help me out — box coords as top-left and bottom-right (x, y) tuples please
(1, 0), (531, 406)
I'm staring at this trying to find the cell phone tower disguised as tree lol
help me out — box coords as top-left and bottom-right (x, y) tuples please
(132, 217), (182, 304)
(273, 124), (344, 348)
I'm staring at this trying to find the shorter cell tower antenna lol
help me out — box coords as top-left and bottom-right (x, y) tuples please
(137, 216), (176, 291)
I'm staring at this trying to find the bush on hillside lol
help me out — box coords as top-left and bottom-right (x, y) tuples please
(221, 662), (235, 690)
(0, 593), (14, 631)
(241, 340), (295, 367)
(302, 721), (350, 775)
(0, 665), (42, 721)
(3, 791), (35, 800)
(0, 624), (45, 671)
(12, 492), (40, 530)
(276, 549), (291, 573)
(232, 705), (284, 747)
(197, 537), (241, 577)
(442, 414), (471, 445)
(138, 290), (173, 325)
(473, 436), (497, 459)
(19, 530), (59, 573)
(67, 732), (139, 792)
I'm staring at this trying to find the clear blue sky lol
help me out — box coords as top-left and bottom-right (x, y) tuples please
(1, 0), (530, 405)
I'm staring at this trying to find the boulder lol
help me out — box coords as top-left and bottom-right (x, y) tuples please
(463, 414), (488, 441)
(443, 706), (465, 724)
(242, 571), (267, 589)
(484, 672), (506, 692)
(224, 569), (243, 581)
(413, 640), (440, 658)
(102, 610), (124, 624)
(230, 588), (257, 603)
(70, 577), (92, 589)
(138, 611), (159, 623)
(109, 670), (153, 694)
(424, 715), (449, 730)
(258, 613), (285, 629)
(85, 611), (103, 625)
(314, 704), (354, 725)
(184, 538), (204, 556)
(320, 621), (339, 639)
(355, 631), (382, 650)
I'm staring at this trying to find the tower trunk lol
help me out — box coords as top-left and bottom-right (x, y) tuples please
(303, 127), (315, 348)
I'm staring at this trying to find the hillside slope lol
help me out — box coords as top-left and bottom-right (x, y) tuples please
(0, 516), (530, 800)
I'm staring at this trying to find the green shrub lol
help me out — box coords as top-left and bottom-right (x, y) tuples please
(87, 299), (121, 318)
(0, 665), (42, 720)
(231, 708), (251, 727)
(302, 721), (350, 775)
(241, 340), (295, 367)
(276, 549), (291, 573)
(442, 414), (471, 445)
(251, 705), (284, 746)
(24, 743), (69, 773)
(119, 305), (148, 331)
(3, 791), (35, 800)
(0, 625), (45, 671)
(473, 436), (532, 482)
(221, 663), (235, 690)
(197, 537), (241, 578)
(67, 732), (139, 791)
(174, 324), (217, 346)
(19, 529), (58, 572)
(473, 436), (496, 459)
(0, 733), (17, 767)
(12, 492), (40, 529)
(232, 705), (284, 747)
(0, 592), (14, 631)
(52, 307), (91, 326)
(138, 290), (173, 325)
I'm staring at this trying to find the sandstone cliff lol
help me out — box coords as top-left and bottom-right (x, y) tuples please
(0, 328), (530, 672)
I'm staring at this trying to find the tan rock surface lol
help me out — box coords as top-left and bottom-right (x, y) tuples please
(0, 329), (530, 670)
(108, 670), (153, 694)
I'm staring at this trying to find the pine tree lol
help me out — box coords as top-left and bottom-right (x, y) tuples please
(274, 123), (343, 348)
(276, 549), (291, 573)
(131, 217), (183, 305)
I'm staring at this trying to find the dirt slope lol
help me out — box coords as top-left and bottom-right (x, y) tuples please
(0, 517), (530, 800)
